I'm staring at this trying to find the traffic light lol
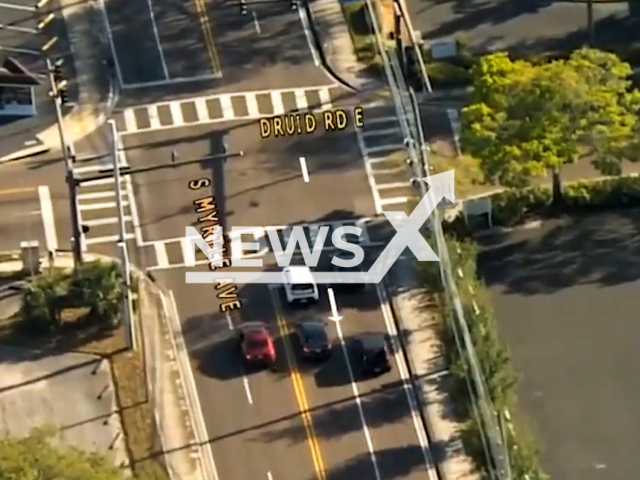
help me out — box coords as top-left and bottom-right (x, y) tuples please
(50, 57), (70, 105)
(239, 0), (247, 14)
(290, 0), (298, 9)
(58, 85), (70, 105)
(52, 58), (63, 84)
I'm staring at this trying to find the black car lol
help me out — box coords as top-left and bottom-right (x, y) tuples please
(295, 321), (331, 360)
(353, 334), (392, 376)
(331, 251), (365, 291)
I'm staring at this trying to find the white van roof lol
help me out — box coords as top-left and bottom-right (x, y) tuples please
(283, 266), (315, 284)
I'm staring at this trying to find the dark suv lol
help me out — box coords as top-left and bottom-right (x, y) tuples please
(353, 333), (392, 376)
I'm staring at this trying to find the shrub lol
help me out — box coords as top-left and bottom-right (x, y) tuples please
(18, 260), (124, 334)
(69, 261), (123, 326)
(425, 61), (473, 88)
(445, 175), (640, 233)
(19, 269), (67, 335)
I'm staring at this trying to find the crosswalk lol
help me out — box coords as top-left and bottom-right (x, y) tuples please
(146, 218), (381, 271)
(72, 146), (138, 249)
(112, 85), (342, 135)
(356, 105), (416, 214)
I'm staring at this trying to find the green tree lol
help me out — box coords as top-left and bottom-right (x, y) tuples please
(461, 48), (640, 202)
(69, 261), (123, 326)
(0, 426), (128, 480)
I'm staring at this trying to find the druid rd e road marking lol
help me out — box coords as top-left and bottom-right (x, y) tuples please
(184, 171), (455, 284)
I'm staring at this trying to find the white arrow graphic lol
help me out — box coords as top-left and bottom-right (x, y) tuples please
(185, 170), (455, 284)
(367, 169), (455, 280)
(327, 288), (342, 322)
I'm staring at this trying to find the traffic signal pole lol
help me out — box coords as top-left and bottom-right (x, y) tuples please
(108, 119), (135, 351)
(45, 57), (83, 267)
(73, 151), (245, 185)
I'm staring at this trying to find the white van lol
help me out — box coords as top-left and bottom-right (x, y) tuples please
(283, 266), (319, 304)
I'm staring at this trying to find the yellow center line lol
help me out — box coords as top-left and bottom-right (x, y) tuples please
(270, 288), (327, 480)
(193, 0), (220, 74)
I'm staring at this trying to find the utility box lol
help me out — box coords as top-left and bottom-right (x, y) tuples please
(463, 197), (493, 230)
(20, 240), (41, 274)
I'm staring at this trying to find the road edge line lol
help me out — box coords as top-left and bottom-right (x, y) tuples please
(164, 289), (220, 480)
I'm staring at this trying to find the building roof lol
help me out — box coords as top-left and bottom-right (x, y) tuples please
(0, 57), (39, 87)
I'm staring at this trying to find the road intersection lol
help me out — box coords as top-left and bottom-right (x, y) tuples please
(0, 80), (438, 480)
(0, 0), (454, 477)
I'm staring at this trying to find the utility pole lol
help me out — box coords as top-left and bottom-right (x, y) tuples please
(587, 0), (595, 46)
(392, 1), (404, 79)
(391, 0), (432, 94)
(108, 119), (135, 350)
(45, 57), (83, 266)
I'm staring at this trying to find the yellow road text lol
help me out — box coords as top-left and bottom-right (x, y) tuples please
(260, 107), (364, 139)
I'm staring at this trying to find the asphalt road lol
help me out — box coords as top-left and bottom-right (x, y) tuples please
(104, 0), (331, 103)
(476, 209), (640, 480)
(0, 155), (71, 254)
(154, 250), (433, 480)
(407, 0), (636, 53)
(117, 102), (434, 480)
(119, 115), (376, 265)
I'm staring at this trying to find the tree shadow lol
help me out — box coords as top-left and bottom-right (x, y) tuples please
(255, 377), (414, 444)
(180, 311), (245, 381)
(476, 209), (640, 295)
(414, 0), (636, 56)
(307, 446), (429, 480)
(106, 0), (330, 105)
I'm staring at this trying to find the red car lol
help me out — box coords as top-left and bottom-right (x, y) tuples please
(237, 322), (276, 369)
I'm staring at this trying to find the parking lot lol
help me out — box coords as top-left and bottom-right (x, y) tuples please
(477, 209), (640, 480)
(409, 0), (637, 54)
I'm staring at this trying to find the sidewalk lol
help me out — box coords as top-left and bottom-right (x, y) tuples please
(306, 0), (385, 92)
(0, 251), (206, 480)
(138, 278), (214, 480)
(1, 0), (115, 163)
(388, 256), (480, 480)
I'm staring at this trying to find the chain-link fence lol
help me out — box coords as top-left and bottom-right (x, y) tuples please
(359, 1), (512, 478)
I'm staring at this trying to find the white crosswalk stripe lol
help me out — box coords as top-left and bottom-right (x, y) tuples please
(146, 218), (381, 271)
(73, 151), (137, 249)
(113, 85), (340, 135)
(355, 106), (417, 214)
